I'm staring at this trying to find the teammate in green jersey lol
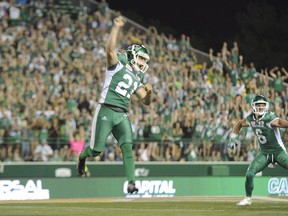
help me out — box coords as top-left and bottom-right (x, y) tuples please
(228, 94), (288, 206)
(77, 16), (153, 194)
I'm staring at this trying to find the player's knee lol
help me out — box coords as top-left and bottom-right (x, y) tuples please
(246, 170), (255, 179)
(120, 142), (132, 150)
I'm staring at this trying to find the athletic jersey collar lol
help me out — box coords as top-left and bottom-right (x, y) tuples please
(252, 112), (267, 121)
(125, 64), (133, 71)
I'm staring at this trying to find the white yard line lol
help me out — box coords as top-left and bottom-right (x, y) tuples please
(1, 196), (288, 204)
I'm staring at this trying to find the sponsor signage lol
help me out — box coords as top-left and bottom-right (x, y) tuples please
(2, 177), (288, 199)
(124, 180), (176, 197)
(135, 168), (149, 177)
(268, 177), (288, 196)
(0, 179), (50, 200)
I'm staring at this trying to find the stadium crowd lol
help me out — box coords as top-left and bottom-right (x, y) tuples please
(1, 0), (288, 163)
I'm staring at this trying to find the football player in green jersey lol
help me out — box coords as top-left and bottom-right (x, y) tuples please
(77, 16), (153, 194)
(228, 94), (288, 206)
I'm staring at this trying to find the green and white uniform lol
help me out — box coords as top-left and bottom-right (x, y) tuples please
(246, 111), (287, 155)
(80, 53), (144, 182)
(91, 53), (144, 151)
(244, 111), (288, 197)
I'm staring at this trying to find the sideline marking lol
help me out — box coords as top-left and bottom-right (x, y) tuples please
(1, 196), (288, 204)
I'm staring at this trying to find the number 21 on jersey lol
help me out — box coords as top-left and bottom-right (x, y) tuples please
(115, 74), (139, 98)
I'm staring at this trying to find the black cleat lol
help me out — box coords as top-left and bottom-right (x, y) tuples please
(77, 157), (86, 177)
(127, 182), (139, 194)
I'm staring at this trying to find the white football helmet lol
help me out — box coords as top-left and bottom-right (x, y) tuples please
(251, 95), (269, 116)
(126, 44), (150, 73)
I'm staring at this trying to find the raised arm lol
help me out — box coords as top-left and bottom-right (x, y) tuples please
(271, 118), (288, 128)
(281, 67), (288, 80)
(231, 119), (249, 136)
(106, 16), (126, 68)
(269, 66), (278, 79)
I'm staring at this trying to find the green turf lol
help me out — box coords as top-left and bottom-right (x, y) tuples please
(1, 201), (288, 216)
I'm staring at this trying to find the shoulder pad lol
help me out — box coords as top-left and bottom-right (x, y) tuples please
(117, 52), (128, 65)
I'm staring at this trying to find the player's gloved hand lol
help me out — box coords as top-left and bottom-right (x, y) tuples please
(228, 133), (240, 150)
(228, 139), (239, 150)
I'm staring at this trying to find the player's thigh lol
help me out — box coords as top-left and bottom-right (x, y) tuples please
(112, 117), (133, 145)
(90, 107), (113, 151)
(276, 151), (288, 169)
(248, 153), (270, 173)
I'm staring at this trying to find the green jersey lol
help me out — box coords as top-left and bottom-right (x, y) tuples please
(273, 77), (283, 93)
(99, 53), (144, 111)
(246, 111), (286, 154)
(213, 124), (226, 144)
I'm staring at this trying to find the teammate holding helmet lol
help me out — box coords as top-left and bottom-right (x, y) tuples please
(77, 16), (153, 194)
(228, 94), (288, 206)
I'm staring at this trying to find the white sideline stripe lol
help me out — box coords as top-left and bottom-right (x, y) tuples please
(111, 199), (134, 202)
(0, 206), (224, 212)
(254, 196), (288, 202)
(1, 196), (288, 204)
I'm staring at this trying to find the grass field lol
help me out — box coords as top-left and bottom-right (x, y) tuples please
(1, 196), (288, 216)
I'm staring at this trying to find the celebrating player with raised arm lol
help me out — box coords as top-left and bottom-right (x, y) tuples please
(228, 94), (288, 206)
(77, 16), (153, 194)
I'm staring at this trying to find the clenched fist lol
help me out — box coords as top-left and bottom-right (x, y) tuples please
(113, 16), (126, 27)
(144, 83), (152, 92)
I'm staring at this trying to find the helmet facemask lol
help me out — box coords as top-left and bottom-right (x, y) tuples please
(126, 44), (150, 73)
(251, 101), (269, 116)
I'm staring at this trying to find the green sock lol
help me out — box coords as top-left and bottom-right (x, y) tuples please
(245, 171), (254, 197)
(121, 143), (135, 182)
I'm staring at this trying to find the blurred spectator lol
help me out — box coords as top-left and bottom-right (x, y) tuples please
(69, 126), (85, 155)
(59, 144), (70, 161)
(48, 117), (62, 150)
(104, 143), (116, 161)
(269, 66), (288, 95)
(114, 146), (123, 161)
(181, 117), (194, 146)
(165, 141), (183, 161)
(20, 118), (32, 157)
(184, 143), (198, 161)
(0, 1), (10, 19)
(148, 116), (163, 146)
(211, 117), (228, 161)
(230, 41), (239, 64)
(137, 142), (150, 162)
(12, 145), (23, 162)
(172, 121), (183, 144)
(0, 146), (6, 162)
(94, 0), (111, 34)
(9, 0), (21, 26)
(209, 49), (224, 76)
(50, 149), (62, 162)
(33, 139), (53, 161)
